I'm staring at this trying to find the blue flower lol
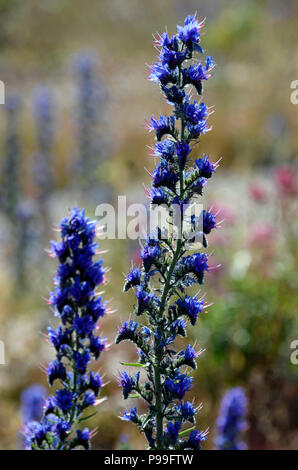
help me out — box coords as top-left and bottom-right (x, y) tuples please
(73, 315), (95, 336)
(141, 326), (151, 338)
(25, 420), (52, 448)
(183, 63), (210, 83)
(116, 320), (139, 343)
(195, 155), (216, 178)
(151, 187), (169, 205)
(87, 297), (106, 321)
(73, 350), (91, 373)
(48, 326), (72, 352)
(60, 305), (74, 323)
(55, 389), (73, 412)
(122, 407), (138, 423)
(187, 429), (207, 449)
(154, 32), (178, 50)
(206, 55), (214, 70)
(153, 159), (179, 191)
(124, 267), (141, 291)
(88, 371), (102, 395)
(89, 335), (106, 359)
(183, 63), (211, 94)
(202, 210), (217, 234)
(55, 420), (71, 440)
(119, 371), (139, 399)
(154, 139), (176, 159)
(183, 344), (198, 369)
(148, 115), (175, 141)
(56, 263), (72, 281)
(150, 63), (177, 85)
(176, 296), (204, 325)
(47, 360), (67, 386)
(176, 401), (196, 422)
(20, 385), (46, 423)
(71, 278), (93, 303)
(188, 173), (207, 195)
(167, 421), (181, 443)
(162, 85), (186, 104)
(177, 15), (203, 45)
(44, 396), (56, 415)
(215, 387), (248, 450)
(135, 286), (154, 315)
(86, 260), (105, 287)
(76, 428), (91, 450)
(183, 101), (208, 125)
(160, 47), (187, 69)
(176, 142), (191, 168)
(137, 349), (147, 364)
(170, 318), (187, 337)
(141, 244), (162, 272)
(50, 240), (68, 260)
(164, 374), (193, 400)
(187, 120), (210, 139)
(83, 391), (96, 408)
(177, 252), (209, 284)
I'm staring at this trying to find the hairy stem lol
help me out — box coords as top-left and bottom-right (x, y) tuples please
(154, 143), (185, 450)
(153, 59), (186, 449)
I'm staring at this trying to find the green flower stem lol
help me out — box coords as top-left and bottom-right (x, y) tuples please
(154, 110), (185, 449)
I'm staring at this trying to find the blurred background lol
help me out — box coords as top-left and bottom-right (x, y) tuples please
(0, 0), (297, 450)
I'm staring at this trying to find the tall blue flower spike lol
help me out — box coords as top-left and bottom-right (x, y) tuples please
(2, 93), (22, 217)
(73, 53), (106, 194)
(25, 208), (107, 450)
(117, 14), (219, 450)
(31, 86), (55, 209)
(215, 387), (248, 450)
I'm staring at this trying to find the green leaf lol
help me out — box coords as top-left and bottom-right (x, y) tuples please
(178, 426), (195, 437)
(78, 411), (97, 422)
(128, 393), (141, 399)
(121, 362), (148, 368)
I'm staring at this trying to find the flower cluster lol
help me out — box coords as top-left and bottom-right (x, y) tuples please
(25, 208), (107, 450)
(214, 387), (248, 450)
(117, 14), (218, 450)
(20, 385), (46, 424)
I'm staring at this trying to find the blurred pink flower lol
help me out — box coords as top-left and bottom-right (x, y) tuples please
(273, 166), (297, 197)
(249, 223), (275, 246)
(131, 246), (142, 265)
(209, 230), (230, 247)
(249, 184), (268, 203)
(210, 202), (235, 225)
